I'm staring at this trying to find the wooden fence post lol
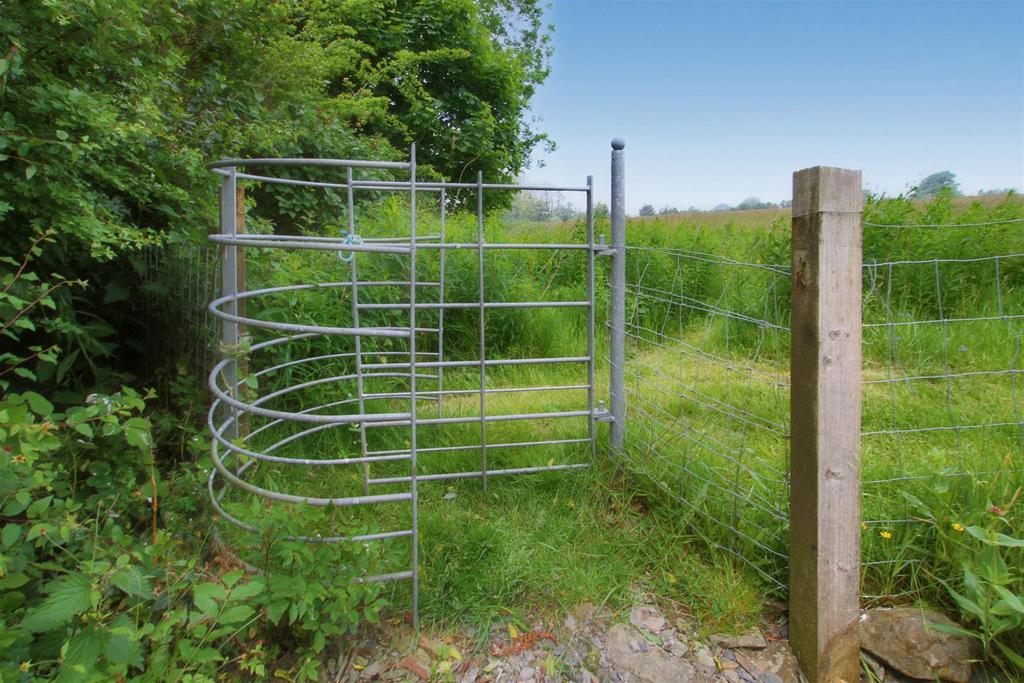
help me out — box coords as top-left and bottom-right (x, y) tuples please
(789, 166), (863, 683)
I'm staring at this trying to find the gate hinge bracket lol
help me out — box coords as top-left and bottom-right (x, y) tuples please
(592, 400), (615, 422)
(593, 234), (616, 257)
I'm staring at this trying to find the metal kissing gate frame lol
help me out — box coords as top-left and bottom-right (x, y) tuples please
(205, 141), (628, 627)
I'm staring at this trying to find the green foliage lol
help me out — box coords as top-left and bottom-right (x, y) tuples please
(0, 0), (550, 391)
(0, 237), (386, 681)
(912, 170), (961, 199)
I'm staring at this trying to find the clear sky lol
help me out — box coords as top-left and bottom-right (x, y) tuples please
(524, 0), (1024, 212)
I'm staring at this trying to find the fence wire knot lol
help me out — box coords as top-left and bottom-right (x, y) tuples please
(337, 231), (363, 263)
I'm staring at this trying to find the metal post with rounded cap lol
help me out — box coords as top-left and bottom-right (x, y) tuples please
(609, 138), (626, 452)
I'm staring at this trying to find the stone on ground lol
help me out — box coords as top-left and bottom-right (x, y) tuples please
(605, 623), (697, 683)
(630, 605), (668, 633)
(860, 607), (974, 683)
(710, 628), (767, 650)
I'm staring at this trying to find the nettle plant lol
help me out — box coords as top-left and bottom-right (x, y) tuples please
(0, 234), (387, 681)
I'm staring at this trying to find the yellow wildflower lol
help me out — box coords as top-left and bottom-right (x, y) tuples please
(879, 530), (893, 540)
(952, 522), (965, 533)
(19, 662), (30, 673)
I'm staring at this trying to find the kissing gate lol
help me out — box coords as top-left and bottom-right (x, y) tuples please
(206, 141), (629, 626)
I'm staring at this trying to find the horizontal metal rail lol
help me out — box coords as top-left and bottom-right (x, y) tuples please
(361, 356), (590, 370)
(367, 463), (590, 485)
(209, 233), (411, 254)
(363, 409), (593, 428)
(208, 157), (410, 170)
(210, 440), (413, 507)
(367, 437), (591, 458)
(357, 301), (589, 310)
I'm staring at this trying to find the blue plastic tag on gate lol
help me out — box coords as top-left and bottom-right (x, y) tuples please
(337, 232), (363, 263)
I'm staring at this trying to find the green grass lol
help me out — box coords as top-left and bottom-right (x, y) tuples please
(208, 189), (1023, 645)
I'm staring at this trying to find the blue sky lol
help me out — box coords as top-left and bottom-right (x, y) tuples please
(524, 0), (1024, 212)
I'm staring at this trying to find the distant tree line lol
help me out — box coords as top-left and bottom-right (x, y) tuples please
(632, 170), (1017, 217)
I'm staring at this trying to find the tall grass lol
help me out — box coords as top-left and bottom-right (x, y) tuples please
(209, 189), (1022, 637)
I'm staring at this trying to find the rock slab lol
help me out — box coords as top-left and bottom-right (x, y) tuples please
(630, 605), (668, 633)
(605, 623), (696, 683)
(860, 607), (973, 683)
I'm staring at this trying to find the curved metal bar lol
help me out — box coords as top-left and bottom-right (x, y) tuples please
(208, 359), (411, 425)
(208, 294), (412, 338)
(209, 233), (411, 254)
(208, 430), (411, 507)
(207, 157), (410, 171)
(207, 460), (412, 543)
(207, 400), (412, 467)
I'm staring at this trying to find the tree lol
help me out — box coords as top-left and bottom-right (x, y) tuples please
(594, 202), (610, 219)
(712, 203), (733, 212)
(504, 189), (579, 222)
(294, 0), (552, 186)
(638, 204), (656, 216)
(0, 0), (553, 390)
(912, 171), (961, 199)
(660, 206), (681, 215)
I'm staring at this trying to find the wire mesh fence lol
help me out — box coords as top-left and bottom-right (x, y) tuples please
(617, 211), (1024, 600)
(137, 240), (221, 394)
(619, 240), (792, 592)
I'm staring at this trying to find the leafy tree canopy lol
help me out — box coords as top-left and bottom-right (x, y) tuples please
(0, 0), (551, 390)
(913, 171), (961, 199)
(638, 204), (655, 216)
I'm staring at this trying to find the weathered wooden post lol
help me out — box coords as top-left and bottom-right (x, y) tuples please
(789, 166), (863, 683)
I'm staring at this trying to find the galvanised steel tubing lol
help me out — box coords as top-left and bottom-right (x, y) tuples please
(209, 234), (411, 254)
(209, 437), (412, 507)
(211, 368), (437, 417)
(362, 409), (593, 429)
(356, 301), (589, 310)
(361, 570), (413, 584)
(414, 243), (589, 251)
(366, 437), (591, 458)
(411, 384), (588, 397)
(586, 175), (596, 462)
(219, 168), (239, 441)
(229, 371), (441, 447)
(207, 157), (410, 170)
(437, 184), (447, 419)
(208, 297), (415, 338)
(208, 457), (414, 542)
(348, 166), (371, 495)
(609, 138), (627, 453)
(212, 233), (440, 247)
(361, 356), (589, 370)
(350, 179), (590, 193)
(476, 171), (488, 491)
(408, 143), (420, 629)
(208, 361), (411, 425)
(367, 463), (591, 486)
(250, 350), (438, 381)
(208, 402), (413, 466)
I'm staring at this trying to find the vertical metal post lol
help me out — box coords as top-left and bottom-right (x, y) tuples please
(609, 138), (627, 452)
(219, 168), (239, 442)
(477, 171), (488, 490)
(789, 166), (863, 683)
(586, 176), (596, 461)
(348, 167), (370, 494)
(409, 145), (420, 630)
(437, 184), (447, 419)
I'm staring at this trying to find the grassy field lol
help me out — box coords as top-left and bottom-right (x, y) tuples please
(208, 190), (1023, 655)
